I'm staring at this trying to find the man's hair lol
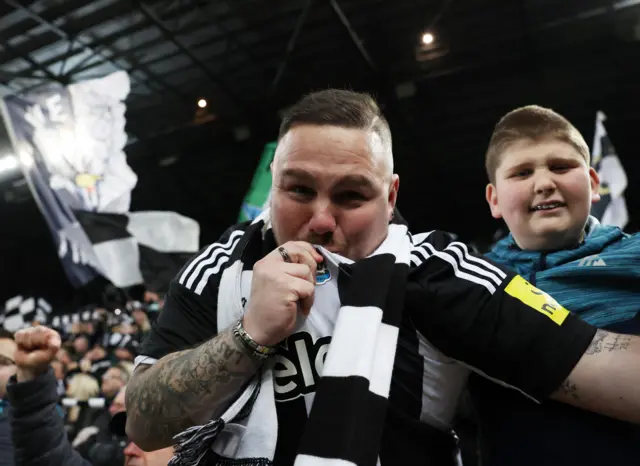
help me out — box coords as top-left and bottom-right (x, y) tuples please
(0, 328), (14, 340)
(485, 105), (590, 184)
(278, 89), (393, 171)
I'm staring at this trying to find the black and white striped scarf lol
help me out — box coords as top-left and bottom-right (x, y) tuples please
(169, 212), (412, 466)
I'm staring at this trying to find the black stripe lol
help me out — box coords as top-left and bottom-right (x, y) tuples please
(297, 376), (387, 466)
(340, 254), (396, 308)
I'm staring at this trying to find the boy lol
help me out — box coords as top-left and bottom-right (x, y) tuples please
(469, 105), (640, 466)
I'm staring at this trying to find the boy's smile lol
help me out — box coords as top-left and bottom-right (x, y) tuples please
(486, 139), (600, 251)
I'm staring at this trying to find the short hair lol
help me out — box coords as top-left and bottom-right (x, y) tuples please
(278, 89), (393, 172)
(485, 105), (590, 184)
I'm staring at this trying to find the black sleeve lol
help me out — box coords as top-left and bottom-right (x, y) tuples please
(7, 368), (92, 466)
(408, 231), (596, 401)
(139, 223), (248, 362)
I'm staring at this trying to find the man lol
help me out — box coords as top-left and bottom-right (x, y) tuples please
(6, 325), (174, 466)
(126, 89), (640, 465)
(0, 329), (16, 466)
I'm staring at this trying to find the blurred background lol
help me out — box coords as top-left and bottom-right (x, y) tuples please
(0, 0), (638, 318)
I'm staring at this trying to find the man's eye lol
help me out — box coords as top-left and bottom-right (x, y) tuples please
(335, 191), (367, 203)
(290, 186), (314, 196)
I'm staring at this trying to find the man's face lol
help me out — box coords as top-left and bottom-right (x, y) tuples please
(73, 336), (89, 354)
(270, 125), (399, 261)
(123, 442), (174, 466)
(109, 386), (126, 417)
(101, 367), (126, 398)
(0, 338), (17, 399)
(487, 139), (599, 251)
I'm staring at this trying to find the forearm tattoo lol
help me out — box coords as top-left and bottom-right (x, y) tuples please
(560, 378), (579, 400)
(125, 326), (261, 447)
(561, 330), (633, 401)
(586, 329), (632, 355)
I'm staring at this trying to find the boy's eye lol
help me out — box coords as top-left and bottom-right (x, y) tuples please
(551, 165), (571, 172)
(513, 169), (532, 178)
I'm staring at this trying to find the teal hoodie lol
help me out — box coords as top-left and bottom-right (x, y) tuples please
(486, 217), (640, 331)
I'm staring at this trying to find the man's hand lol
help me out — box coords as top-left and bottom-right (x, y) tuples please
(14, 326), (61, 382)
(243, 241), (324, 346)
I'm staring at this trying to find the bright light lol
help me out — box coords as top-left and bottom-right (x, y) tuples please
(197, 99), (207, 108)
(115, 309), (121, 315)
(422, 32), (434, 45)
(0, 155), (18, 174)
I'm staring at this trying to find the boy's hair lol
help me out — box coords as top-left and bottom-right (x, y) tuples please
(485, 105), (590, 184)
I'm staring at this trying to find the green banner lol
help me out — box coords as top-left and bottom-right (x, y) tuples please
(238, 141), (277, 222)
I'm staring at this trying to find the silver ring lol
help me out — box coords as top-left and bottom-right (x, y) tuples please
(278, 246), (292, 263)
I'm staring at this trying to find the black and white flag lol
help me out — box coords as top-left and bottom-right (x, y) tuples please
(591, 111), (629, 229)
(1, 70), (199, 290)
(0, 70), (134, 287)
(74, 209), (199, 292)
(0, 295), (52, 333)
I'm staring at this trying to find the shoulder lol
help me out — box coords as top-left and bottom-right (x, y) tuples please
(174, 221), (251, 296)
(409, 229), (511, 293)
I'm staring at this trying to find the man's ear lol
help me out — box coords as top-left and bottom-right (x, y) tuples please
(486, 183), (502, 219)
(388, 174), (400, 220)
(589, 167), (601, 204)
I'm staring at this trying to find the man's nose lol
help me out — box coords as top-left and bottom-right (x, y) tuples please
(307, 203), (337, 235)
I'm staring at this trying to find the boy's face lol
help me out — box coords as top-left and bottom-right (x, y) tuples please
(486, 139), (600, 251)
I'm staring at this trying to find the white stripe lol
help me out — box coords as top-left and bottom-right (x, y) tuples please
(421, 242), (497, 294)
(369, 323), (399, 398)
(322, 305), (382, 381)
(449, 242), (507, 279)
(193, 255), (233, 295)
(134, 355), (158, 370)
(410, 245), (432, 266)
(411, 230), (435, 246)
(294, 455), (357, 466)
(444, 246), (502, 287)
(179, 230), (244, 287)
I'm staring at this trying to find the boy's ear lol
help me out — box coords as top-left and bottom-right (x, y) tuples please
(589, 167), (601, 203)
(486, 183), (502, 219)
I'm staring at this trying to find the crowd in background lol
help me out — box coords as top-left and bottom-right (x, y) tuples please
(0, 293), (170, 466)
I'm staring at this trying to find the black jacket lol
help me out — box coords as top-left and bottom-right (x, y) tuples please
(6, 368), (91, 466)
(0, 399), (14, 466)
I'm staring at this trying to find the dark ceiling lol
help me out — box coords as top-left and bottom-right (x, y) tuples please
(0, 0), (639, 306)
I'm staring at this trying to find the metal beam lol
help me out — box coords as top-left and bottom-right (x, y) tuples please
(270, 0), (313, 96)
(3, 0), (188, 100)
(137, 1), (246, 112)
(329, 0), (376, 72)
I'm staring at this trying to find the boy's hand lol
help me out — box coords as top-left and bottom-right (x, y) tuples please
(14, 326), (61, 382)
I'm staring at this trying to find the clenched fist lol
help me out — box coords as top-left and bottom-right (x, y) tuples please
(242, 241), (324, 347)
(14, 326), (61, 382)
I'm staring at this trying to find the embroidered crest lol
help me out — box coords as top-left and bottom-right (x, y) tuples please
(316, 260), (331, 285)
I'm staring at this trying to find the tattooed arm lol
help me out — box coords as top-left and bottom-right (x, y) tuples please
(125, 326), (262, 451)
(552, 329), (640, 423)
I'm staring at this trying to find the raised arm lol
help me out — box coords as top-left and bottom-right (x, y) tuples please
(125, 239), (322, 451)
(552, 329), (640, 424)
(125, 326), (261, 451)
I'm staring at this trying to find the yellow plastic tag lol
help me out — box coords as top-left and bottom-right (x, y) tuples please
(504, 275), (570, 325)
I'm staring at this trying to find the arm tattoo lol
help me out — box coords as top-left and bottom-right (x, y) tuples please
(585, 329), (632, 355)
(560, 378), (579, 400)
(125, 326), (262, 448)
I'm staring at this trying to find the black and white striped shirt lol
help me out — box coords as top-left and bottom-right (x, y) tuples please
(139, 223), (595, 465)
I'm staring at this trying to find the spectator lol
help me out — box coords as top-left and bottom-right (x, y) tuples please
(7, 325), (174, 466)
(0, 328), (16, 466)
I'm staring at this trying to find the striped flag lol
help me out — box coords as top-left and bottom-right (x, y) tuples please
(591, 111), (629, 229)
